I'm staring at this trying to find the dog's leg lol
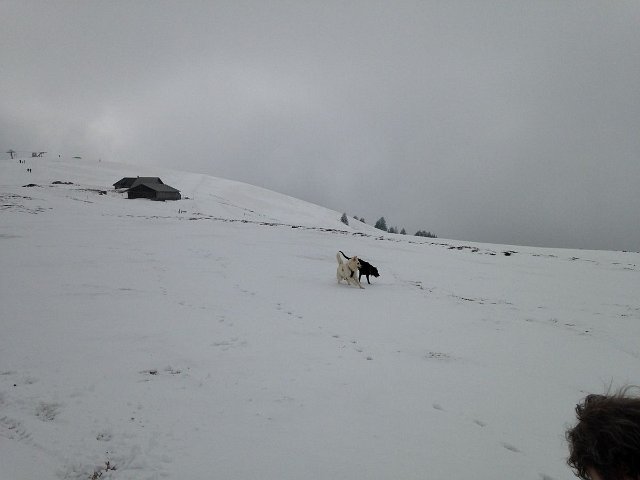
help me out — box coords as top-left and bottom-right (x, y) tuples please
(351, 275), (364, 289)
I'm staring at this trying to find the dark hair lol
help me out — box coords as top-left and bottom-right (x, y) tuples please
(566, 387), (640, 479)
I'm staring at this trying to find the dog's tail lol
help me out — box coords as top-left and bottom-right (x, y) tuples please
(339, 250), (350, 260)
(336, 252), (344, 264)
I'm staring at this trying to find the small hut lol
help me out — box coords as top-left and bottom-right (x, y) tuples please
(127, 182), (181, 201)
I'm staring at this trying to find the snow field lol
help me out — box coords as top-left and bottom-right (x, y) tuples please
(1, 157), (639, 479)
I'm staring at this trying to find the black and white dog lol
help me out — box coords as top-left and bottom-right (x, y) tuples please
(339, 251), (380, 284)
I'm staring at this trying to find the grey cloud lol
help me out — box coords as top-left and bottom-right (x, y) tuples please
(2, 0), (639, 250)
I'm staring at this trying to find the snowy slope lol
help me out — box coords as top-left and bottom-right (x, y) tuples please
(1, 156), (639, 480)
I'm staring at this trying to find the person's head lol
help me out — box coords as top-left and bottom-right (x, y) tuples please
(566, 387), (640, 480)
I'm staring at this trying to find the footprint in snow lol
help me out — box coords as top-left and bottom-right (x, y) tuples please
(501, 442), (521, 453)
(276, 302), (303, 319)
(331, 335), (372, 360)
(0, 416), (32, 442)
(236, 284), (257, 296)
(140, 366), (184, 377)
(424, 351), (454, 361)
(211, 338), (247, 350)
(35, 401), (62, 422)
(96, 430), (113, 441)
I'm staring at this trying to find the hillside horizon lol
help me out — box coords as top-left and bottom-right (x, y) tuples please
(2, 154), (636, 254)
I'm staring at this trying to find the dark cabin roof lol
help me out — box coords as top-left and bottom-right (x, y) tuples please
(113, 177), (164, 189)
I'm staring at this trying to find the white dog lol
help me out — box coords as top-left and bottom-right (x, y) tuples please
(336, 252), (364, 289)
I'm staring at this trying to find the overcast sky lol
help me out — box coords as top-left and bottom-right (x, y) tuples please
(2, 1), (639, 251)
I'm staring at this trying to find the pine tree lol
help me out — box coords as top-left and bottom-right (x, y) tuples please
(340, 213), (349, 225)
(415, 230), (437, 238)
(374, 217), (387, 231)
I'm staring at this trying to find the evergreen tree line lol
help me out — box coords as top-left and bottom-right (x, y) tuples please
(340, 213), (437, 238)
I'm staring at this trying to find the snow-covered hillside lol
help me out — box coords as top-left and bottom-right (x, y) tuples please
(1, 156), (639, 480)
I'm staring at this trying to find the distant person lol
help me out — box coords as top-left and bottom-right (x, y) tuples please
(566, 387), (640, 480)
